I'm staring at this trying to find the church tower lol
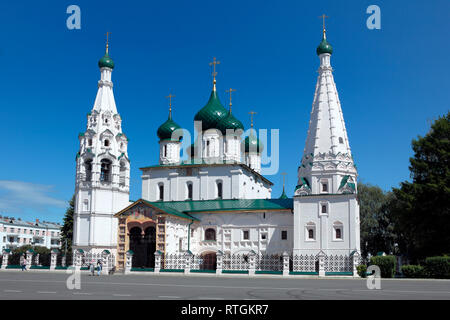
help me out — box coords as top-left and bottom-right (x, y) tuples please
(157, 94), (183, 165)
(293, 26), (360, 255)
(242, 113), (263, 173)
(73, 39), (130, 255)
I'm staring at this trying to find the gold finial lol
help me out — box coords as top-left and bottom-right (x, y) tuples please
(281, 172), (287, 192)
(105, 32), (111, 54)
(249, 111), (257, 128)
(225, 88), (236, 112)
(165, 93), (175, 118)
(209, 57), (220, 91)
(319, 14), (329, 38)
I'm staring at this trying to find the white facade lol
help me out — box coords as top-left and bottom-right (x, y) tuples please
(0, 217), (61, 251)
(73, 51), (130, 254)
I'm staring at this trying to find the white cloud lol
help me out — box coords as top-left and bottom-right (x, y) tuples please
(0, 180), (67, 214)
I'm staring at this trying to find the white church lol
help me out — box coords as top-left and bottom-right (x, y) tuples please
(72, 28), (360, 271)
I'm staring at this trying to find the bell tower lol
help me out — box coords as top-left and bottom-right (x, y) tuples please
(73, 37), (130, 254)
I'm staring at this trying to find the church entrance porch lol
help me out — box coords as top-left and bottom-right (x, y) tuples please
(129, 226), (156, 269)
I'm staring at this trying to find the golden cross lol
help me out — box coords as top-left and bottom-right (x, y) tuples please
(319, 14), (329, 36)
(249, 111), (257, 128)
(225, 88), (236, 112)
(105, 32), (111, 53)
(209, 57), (220, 84)
(165, 93), (175, 117)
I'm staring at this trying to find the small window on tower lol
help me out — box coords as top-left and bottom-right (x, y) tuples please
(159, 184), (164, 201)
(339, 137), (344, 144)
(281, 230), (287, 240)
(217, 181), (223, 199)
(321, 205), (327, 214)
(88, 139), (92, 146)
(104, 139), (110, 147)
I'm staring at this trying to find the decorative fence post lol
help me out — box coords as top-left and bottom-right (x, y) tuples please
(102, 250), (111, 275)
(351, 250), (360, 277)
(1, 249), (11, 269)
(61, 254), (66, 267)
(216, 250), (223, 275)
(34, 253), (40, 266)
(184, 250), (192, 275)
(282, 251), (289, 276)
(74, 249), (83, 270)
(318, 250), (326, 277)
(125, 250), (133, 274)
(248, 250), (256, 275)
(154, 250), (162, 274)
(26, 249), (33, 270)
(50, 249), (58, 270)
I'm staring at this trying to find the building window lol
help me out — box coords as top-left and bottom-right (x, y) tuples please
(336, 228), (342, 239)
(308, 229), (314, 239)
(158, 184), (164, 201)
(243, 230), (249, 240)
(84, 159), (92, 182)
(306, 223), (316, 241)
(205, 228), (216, 241)
(88, 138), (92, 146)
(261, 233), (267, 240)
(104, 139), (110, 147)
(339, 137), (344, 144)
(322, 183), (328, 192)
(333, 222), (343, 240)
(321, 204), (327, 214)
(100, 159), (112, 182)
(217, 181), (223, 199)
(119, 161), (126, 185)
(187, 183), (193, 200)
(164, 144), (167, 157)
(179, 238), (183, 252)
(281, 230), (287, 240)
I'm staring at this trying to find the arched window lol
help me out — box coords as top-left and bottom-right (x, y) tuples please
(333, 222), (343, 240)
(84, 159), (92, 182)
(306, 222), (316, 241)
(217, 181), (223, 199)
(88, 139), (92, 147)
(158, 184), (164, 201)
(187, 182), (193, 200)
(164, 145), (167, 157)
(336, 228), (342, 239)
(308, 229), (314, 239)
(321, 204), (327, 213)
(104, 139), (110, 147)
(205, 228), (216, 241)
(339, 137), (344, 144)
(100, 159), (111, 182)
(206, 140), (210, 157)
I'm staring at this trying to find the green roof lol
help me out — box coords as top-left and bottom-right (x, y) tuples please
(316, 34), (333, 55)
(216, 110), (244, 135)
(117, 198), (292, 221)
(279, 188), (288, 199)
(147, 198), (293, 214)
(157, 114), (182, 141)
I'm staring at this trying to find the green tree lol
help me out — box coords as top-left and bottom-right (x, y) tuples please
(60, 195), (74, 255)
(358, 182), (395, 258)
(390, 112), (450, 260)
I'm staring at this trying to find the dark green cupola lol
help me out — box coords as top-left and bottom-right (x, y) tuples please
(242, 129), (264, 154)
(98, 52), (115, 69)
(316, 31), (333, 56)
(217, 110), (244, 135)
(194, 89), (228, 131)
(157, 111), (182, 141)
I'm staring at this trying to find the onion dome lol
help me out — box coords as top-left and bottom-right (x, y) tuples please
(279, 188), (288, 199)
(316, 33), (333, 56)
(157, 113), (182, 141)
(216, 110), (244, 135)
(98, 53), (115, 69)
(242, 129), (264, 154)
(194, 90), (228, 131)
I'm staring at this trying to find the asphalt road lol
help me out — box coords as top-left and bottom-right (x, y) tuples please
(0, 270), (449, 300)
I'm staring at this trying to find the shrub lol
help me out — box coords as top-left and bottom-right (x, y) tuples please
(401, 265), (425, 278)
(357, 264), (367, 278)
(423, 256), (450, 279)
(370, 255), (396, 278)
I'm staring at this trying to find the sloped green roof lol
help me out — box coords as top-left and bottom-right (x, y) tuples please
(216, 111), (244, 135)
(117, 198), (293, 220)
(148, 198), (293, 214)
(317, 34), (333, 55)
(157, 114), (182, 141)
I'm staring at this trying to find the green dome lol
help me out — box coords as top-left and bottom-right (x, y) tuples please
(157, 115), (182, 141)
(279, 188), (288, 199)
(194, 90), (228, 131)
(242, 129), (264, 154)
(316, 35), (333, 55)
(98, 53), (115, 69)
(216, 111), (244, 135)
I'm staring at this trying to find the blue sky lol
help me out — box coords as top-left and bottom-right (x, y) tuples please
(0, 0), (448, 222)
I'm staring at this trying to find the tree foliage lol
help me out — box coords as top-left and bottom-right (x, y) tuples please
(60, 195), (74, 255)
(390, 112), (450, 260)
(358, 182), (396, 258)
